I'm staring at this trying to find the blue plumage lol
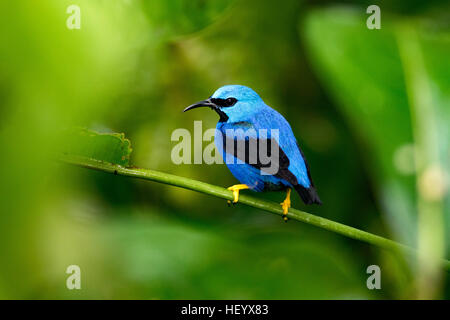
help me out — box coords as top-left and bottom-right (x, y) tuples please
(184, 85), (321, 206)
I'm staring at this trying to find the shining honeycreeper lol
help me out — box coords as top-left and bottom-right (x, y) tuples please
(184, 85), (321, 220)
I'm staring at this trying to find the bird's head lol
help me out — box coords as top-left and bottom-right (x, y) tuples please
(184, 85), (264, 122)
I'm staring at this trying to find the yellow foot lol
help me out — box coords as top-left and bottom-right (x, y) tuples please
(280, 188), (291, 222)
(227, 184), (249, 204)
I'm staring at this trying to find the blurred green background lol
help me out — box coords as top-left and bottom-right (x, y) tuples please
(0, 0), (449, 299)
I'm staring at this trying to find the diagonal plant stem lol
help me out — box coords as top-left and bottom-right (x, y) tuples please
(61, 154), (450, 271)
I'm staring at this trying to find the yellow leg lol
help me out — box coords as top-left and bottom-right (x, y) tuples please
(280, 188), (291, 222)
(227, 184), (249, 204)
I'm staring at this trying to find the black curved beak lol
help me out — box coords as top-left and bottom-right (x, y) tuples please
(183, 99), (217, 113)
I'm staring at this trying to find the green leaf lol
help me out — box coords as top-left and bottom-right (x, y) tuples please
(62, 128), (132, 167)
(303, 7), (416, 246)
(302, 6), (450, 266)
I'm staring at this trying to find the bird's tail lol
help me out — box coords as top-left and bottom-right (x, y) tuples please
(294, 185), (322, 205)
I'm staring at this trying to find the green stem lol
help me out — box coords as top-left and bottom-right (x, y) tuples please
(61, 155), (450, 270)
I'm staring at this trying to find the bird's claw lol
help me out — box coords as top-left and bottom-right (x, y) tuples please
(227, 200), (236, 207)
(226, 184), (249, 205)
(280, 188), (291, 222)
(280, 200), (290, 222)
(227, 187), (240, 203)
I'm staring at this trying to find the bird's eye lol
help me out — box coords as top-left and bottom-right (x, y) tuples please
(210, 97), (237, 107)
(225, 97), (237, 106)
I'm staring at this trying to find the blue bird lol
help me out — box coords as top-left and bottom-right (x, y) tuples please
(184, 85), (321, 220)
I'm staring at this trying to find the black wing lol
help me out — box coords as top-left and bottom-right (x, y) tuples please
(221, 133), (298, 185)
(220, 133), (322, 205)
